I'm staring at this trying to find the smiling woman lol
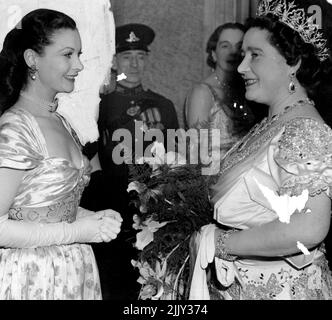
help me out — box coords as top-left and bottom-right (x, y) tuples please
(0, 8), (122, 300)
(190, 0), (332, 300)
(24, 28), (84, 100)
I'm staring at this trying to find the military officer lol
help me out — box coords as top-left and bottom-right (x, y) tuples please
(98, 23), (179, 170)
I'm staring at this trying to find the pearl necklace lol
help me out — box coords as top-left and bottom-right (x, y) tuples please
(20, 92), (58, 113)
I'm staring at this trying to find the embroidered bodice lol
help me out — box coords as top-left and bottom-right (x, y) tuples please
(211, 105), (332, 231)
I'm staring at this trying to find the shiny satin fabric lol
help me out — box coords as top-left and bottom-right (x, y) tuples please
(0, 107), (91, 212)
(0, 107), (101, 300)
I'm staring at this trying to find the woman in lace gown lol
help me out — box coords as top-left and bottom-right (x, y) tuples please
(189, 2), (332, 300)
(0, 9), (122, 300)
(185, 23), (257, 171)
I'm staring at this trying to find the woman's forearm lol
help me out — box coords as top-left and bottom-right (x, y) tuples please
(219, 194), (331, 258)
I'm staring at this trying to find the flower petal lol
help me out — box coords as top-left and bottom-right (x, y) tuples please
(135, 228), (154, 250)
(127, 181), (146, 194)
(151, 142), (166, 160)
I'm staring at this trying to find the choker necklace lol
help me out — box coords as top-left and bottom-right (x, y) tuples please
(20, 92), (58, 113)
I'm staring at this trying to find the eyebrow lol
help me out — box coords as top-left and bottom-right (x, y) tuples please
(59, 47), (82, 52)
(219, 40), (243, 45)
(59, 47), (75, 51)
(59, 47), (83, 54)
(245, 46), (264, 53)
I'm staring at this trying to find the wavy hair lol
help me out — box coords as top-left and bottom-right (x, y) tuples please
(0, 9), (76, 113)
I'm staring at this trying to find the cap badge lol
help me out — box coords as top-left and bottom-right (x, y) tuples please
(126, 31), (140, 43)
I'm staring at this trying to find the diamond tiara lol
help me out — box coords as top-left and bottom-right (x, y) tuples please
(256, 0), (329, 62)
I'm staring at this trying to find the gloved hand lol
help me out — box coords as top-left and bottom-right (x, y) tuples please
(0, 208), (123, 249)
(92, 209), (123, 242)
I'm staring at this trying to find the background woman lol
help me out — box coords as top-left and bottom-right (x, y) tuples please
(0, 9), (122, 300)
(185, 23), (258, 167)
(190, 0), (332, 300)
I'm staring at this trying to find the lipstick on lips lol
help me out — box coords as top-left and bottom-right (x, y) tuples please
(65, 74), (78, 81)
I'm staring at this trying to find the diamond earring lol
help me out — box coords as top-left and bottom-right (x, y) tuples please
(288, 72), (296, 94)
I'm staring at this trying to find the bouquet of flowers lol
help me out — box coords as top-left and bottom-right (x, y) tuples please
(128, 142), (213, 300)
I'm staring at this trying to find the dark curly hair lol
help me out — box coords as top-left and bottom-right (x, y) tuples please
(0, 9), (76, 113)
(206, 22), (246, 69)
(245, 14), (332, 99)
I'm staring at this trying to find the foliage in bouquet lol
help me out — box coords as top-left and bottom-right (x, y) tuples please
(128, 142), (213, 299)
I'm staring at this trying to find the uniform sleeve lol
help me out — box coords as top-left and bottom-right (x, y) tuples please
(0, 113), (43, 170)
(273, 118), (332, 197)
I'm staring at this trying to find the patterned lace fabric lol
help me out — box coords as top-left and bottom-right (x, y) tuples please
(275, 118), (332, 197)
(0, 107), (101, 300)
(210, 255), (332, 300)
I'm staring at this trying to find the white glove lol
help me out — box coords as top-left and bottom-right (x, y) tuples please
(0, 208), (123, 249)
(189, 224), (217, 300)
(93, 209), (123, 242)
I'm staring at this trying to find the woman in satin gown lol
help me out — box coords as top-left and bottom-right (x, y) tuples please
(190, 2), (332, 300)
(0, 9), (122, 300)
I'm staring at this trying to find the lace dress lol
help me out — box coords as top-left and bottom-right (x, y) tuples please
(0, 107), (101, 300)
(208, 105), (332, 300)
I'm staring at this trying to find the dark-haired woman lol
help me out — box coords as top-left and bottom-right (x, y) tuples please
(0, 9), (122, 300)
(185, 23), (257, 173)
(190, 1), (332, 300)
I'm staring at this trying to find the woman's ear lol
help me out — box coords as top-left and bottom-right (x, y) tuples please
(212, 51), (217, 63)
(23, 49), (37, 69)
(292, 57), (302, 75)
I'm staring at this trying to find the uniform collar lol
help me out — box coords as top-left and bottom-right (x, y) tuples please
(115, 83), (145, 95)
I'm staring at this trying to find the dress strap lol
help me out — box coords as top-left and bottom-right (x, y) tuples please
(201, 83), (219, 103)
